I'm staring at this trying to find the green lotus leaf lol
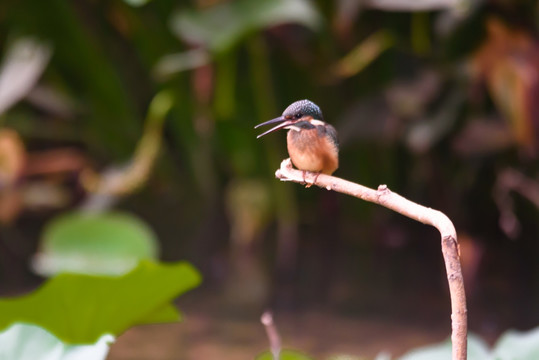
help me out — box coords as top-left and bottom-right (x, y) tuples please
(256, 349), (314, 360)
(492, 327), (539, 359)
(0, 261), (201, 344)
(34, 211), (159, 276)
(0, 323), (114, 360)
(399, 333), (490, 360)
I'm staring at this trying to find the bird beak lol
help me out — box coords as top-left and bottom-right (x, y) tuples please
(254, 116), (295, 138)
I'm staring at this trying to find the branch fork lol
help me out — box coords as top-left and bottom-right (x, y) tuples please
(275, 158), (467, 360)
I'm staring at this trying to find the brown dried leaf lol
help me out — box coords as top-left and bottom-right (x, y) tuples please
(0, 129), (26, 186)
(470, 18), (539, 155)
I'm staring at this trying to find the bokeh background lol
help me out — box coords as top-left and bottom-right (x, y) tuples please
(0, 0), (538, 358)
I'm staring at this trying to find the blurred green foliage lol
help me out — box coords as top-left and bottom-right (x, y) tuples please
(170, 0), (321, 54)
(0, 261), (200, 344)
(34, 211), (159, 276)
(256, 349), (314, 360)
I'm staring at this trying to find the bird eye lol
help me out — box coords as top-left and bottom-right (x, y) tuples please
(295, 114), (302, 119)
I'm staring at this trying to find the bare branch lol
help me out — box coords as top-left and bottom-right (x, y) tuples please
(261, 311), (281, 360)
(275, 158), (467, 360)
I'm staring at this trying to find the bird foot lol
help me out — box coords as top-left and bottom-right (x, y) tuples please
(303, 171), (321, 188)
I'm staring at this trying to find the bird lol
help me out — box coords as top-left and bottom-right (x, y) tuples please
(255, 99), (339, 185)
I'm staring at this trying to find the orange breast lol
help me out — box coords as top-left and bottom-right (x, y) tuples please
(287, 128), (339, 175)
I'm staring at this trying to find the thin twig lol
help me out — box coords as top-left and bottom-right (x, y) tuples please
(275, 158), (467, 360)
(261, 311), (281, 360)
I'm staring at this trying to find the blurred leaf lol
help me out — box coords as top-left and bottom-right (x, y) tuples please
(0, 323), (113, 360)
(434, 0), (484, 37)
(80, 90), (174, 205)
(411, 12), (430, 55)
(0, 129), (25, 223)
(398, 339), (452, 360)
(9, 0), (140, 157)
(0, 261), (201, 344)
(0, 37), (51, 115)
(399, 328), (539, 359)
(0, 128), (25, 187)
(492, 327), (539, 359)
(333, 30), (394, 78)
(123, 0), (152, 7)
(153, 49), (210, 80)
(255, 349), (314, 360)
(25, 85), (77, 119)
(398, 334), (489, 360)
(470, 18), (539, 154)
(33, 211), (159, 276)
(170, 0), (322, 54)
(136, 304), (181, 325)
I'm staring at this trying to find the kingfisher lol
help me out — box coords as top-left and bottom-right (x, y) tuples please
(255, 99), (339, 184)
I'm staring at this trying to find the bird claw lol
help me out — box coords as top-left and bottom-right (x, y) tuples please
(303, 171), (321, 188)
(302, 171), (309, 186)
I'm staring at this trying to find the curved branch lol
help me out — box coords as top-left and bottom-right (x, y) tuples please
(275, 158), (467, 360)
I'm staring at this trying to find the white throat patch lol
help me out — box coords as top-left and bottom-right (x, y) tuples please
(285, 119), (325, 132)
(285, 125), (302, 132)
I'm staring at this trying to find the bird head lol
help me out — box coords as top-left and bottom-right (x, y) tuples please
(255, 99), (324, 138)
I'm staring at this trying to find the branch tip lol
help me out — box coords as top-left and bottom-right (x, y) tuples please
(261, 311), (273, 326)
(261, 310), (281, 360)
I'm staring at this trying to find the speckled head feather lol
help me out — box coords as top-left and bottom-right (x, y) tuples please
(282, 99), (323, 121)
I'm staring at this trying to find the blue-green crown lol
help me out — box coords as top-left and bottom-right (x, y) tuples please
(282, 99), (323, 120)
